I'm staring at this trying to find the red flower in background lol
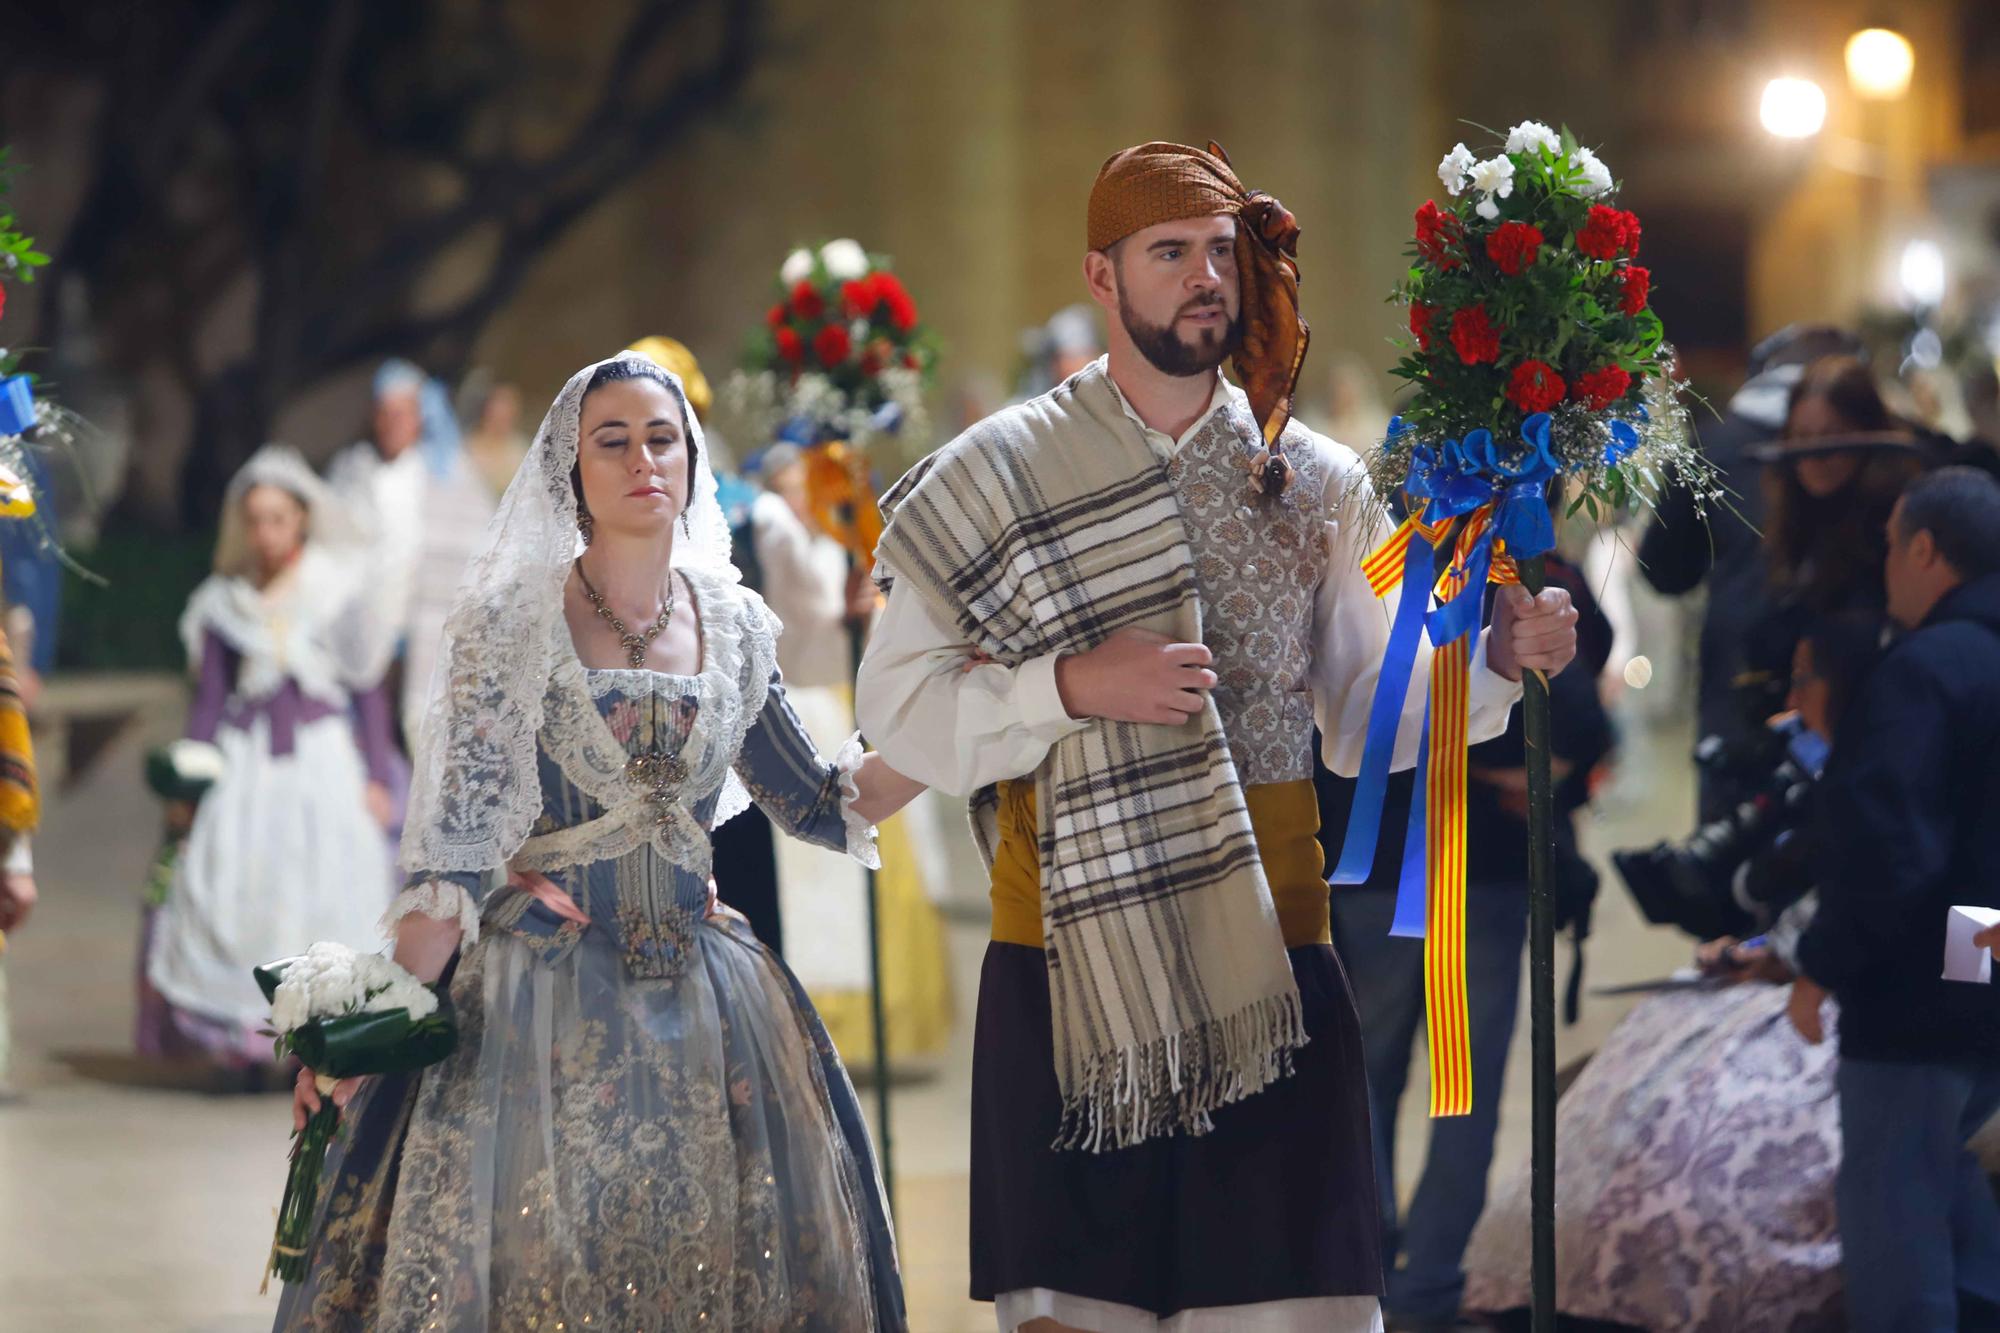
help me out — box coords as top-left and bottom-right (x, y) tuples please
(0, 285), (8, 323)
(1415, 200), (1463, 270)
(1409, 302), (1437, 352)
(1484, 221), (1544, 276)
(789, 280), (825, 321)
(1619, 265), (1651, 316)
(1576, 205), (1641, 261)
(775, 327), (804, 363)
(765, 302), (786, 329)
(1449, 305), (1501, 365)
(1506, 360), (1567, 414)
(813, 323), (852, 367)
(843, 278), (881, 318)
(1574, 366), (1633, 410)
(902, 351), (921, 370)
(872, 271), (919, 332)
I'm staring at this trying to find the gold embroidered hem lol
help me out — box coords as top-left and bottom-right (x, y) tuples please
(990, 777), (1332, 950)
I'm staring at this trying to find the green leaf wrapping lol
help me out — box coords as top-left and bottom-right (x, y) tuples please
(287, 1008), (458, 1079)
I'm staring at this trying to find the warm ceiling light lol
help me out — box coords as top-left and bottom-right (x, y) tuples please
(1846, 27), (1914, 100)
(1760, 77), (1828, 138)
(1899, 239), (1946, 307)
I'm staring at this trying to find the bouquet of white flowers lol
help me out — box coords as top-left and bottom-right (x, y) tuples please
(254, 942), (456, 1287)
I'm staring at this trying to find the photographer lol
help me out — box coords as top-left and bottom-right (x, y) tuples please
(1792, 467), (2000, 1330)
(1616, 357), (1926, 942)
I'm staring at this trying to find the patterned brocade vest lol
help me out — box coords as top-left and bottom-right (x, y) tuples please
(1167, 403), (1326, 785)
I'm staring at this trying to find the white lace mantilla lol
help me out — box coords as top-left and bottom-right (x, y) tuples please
(400, 352), (750, 880)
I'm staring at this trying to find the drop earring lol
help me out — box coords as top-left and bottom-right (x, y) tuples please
(680, 509), (691, 536)
(578, 508), (595, 545)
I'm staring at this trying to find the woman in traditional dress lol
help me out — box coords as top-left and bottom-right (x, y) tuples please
(275, 353), (915, 1331)
(145, 445), (399, 1068)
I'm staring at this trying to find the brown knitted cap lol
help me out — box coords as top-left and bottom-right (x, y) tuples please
(1086, 141), (1311, 446)
(1087, 141), (1248, 252)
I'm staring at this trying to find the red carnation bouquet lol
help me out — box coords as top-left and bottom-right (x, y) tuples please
(723, 238), (940, 449)
(1382, 122), (1711, 520)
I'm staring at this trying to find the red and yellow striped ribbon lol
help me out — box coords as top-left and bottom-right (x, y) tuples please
(1359, 508), (1520, 1118)
(1361, 513), (1452, 598)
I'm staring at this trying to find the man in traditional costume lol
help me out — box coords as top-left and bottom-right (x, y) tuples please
(857, 141), (1579, 1332)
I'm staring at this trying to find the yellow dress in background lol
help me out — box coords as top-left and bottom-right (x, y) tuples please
(772, 682), (954, 1068)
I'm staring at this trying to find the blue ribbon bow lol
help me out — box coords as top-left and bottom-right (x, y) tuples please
(1330, 414), (1563, 933)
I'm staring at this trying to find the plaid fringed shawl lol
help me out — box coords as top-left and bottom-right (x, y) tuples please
(874, 362), (1303, 1151)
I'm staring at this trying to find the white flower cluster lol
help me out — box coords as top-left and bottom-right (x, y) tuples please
(268, 940), (438, 1036)
(779, 238), (872, 288)
(1440, 142), (1517, 219)
(164, 739), (226, 784)
(1505, 120), (1562, 157)
(1470, 156), (1515, 219)
(1569, 146), (1614, 198)
(819, 238), (870, 281)
(1441, 122), (1616, 219)
(1437, 143), (1476, 197)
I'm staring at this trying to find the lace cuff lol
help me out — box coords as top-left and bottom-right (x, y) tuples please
(381, 880), (481, 949)
(833, 731), (882, 870)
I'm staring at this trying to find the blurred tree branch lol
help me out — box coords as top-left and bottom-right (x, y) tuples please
(0, 0), (764, 526)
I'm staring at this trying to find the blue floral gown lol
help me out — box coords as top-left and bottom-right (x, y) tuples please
(275, 572), (904, 1331)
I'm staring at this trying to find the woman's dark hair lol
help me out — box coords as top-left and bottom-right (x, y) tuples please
(1762, 355), (1921, 610)
(571, 357), (699, 518)
(1798, 609), (1887, 738)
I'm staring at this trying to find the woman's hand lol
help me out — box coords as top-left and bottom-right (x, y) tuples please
(390, 909), (464, 987)
(1787, 976), (1830, 1044)
(365, 782), (396, 830)
(848, 752), (925, 825)
(291, 1066), (368, 1131)
(1976, 923), (1999, 952)
(0, 872), (35, 932)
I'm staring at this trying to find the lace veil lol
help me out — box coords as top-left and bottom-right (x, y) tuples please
(400, 352), (751, 876)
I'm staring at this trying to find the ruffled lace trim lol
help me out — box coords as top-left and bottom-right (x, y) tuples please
(381, 880), (481, 949)
(832, 730), (881, 870)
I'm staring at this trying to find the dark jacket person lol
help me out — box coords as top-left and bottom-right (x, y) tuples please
(1793, 465), (2000, 1331)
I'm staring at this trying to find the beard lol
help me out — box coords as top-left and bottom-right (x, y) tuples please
(1117, 287), (1241, 377)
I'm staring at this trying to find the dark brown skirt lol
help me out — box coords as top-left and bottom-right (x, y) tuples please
(970, 940), (1386, 1316)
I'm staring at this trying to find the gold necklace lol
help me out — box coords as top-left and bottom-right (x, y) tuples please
(576, 560), (675, 668)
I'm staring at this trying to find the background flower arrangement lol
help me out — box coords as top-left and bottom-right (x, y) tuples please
(719, 237), (939, 451)
(1381, 121), (1714, 522)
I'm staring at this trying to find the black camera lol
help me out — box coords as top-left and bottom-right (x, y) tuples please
(1612, 715), (1827, 941)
